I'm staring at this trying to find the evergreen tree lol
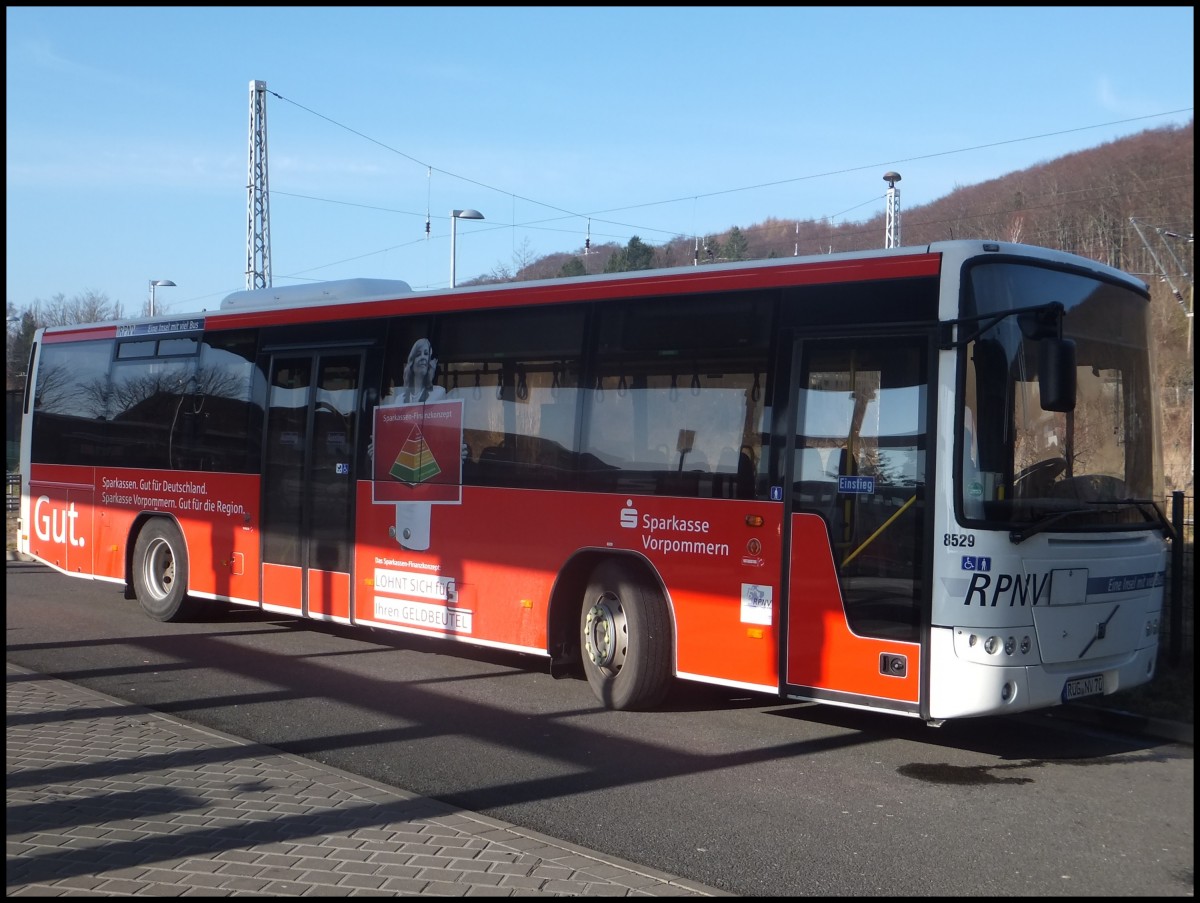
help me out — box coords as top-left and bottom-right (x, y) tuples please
(724, 226), (749, 261)
(605, 236), (655, 273)
(558, 257), (586, 278)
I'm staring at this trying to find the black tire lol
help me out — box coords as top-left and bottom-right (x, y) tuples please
(580, 559), (672, 711)
(132, 519), (198, 622)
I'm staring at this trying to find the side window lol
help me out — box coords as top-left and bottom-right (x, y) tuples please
(107, 337), (201, 469)
(438, 306), (586, 488)
(582, 294), (772, 498)
(186, 330), (261, 473)
(30, 331), (261, 473)
(379, 318), (436, 405)
(30, 340), (114, 465)
(32, 335), (206, 469)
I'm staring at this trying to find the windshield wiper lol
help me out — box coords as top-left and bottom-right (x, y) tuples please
(1128, 498), (1177, 541)
(1009, 508), (1094, 544)
(1009, 498), (1176, 544)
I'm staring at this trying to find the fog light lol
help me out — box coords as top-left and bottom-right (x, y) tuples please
(1001, 682), (1015, 702)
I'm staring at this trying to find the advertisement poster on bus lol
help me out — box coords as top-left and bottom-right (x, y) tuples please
(370, 398), (464, 551)
(370, 399), (464, 505)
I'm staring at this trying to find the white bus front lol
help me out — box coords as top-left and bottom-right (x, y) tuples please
(931, 243), (1167, 720)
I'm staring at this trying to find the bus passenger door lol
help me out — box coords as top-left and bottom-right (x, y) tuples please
(782, 335), (931, 716)
(261, 350), (364, 621)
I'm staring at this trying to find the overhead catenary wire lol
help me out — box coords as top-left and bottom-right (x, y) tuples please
(264, 86), (1192, 280)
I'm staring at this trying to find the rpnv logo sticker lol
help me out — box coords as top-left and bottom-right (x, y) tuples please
(741, 583), (773, 625)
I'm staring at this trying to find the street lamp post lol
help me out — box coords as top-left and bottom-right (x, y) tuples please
(449, 209), (484, 288)
(148, 279), (176, 317)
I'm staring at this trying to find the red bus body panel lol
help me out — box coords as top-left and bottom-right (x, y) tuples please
(28, 464), (261, 603)
(354, 482), (784, 689)
(786, 514), (920, 703)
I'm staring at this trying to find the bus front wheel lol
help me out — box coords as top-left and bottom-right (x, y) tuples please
(580, 559), (672, 711)
(132, 519), (198, 622)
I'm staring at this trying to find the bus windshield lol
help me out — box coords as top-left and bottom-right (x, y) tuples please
(959, 260), (1162, 529)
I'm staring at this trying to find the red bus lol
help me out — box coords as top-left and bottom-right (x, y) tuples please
(17, 240), (1169, 720)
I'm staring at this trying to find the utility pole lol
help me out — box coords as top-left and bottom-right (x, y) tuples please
(1130, 218), (1189, 315)
(246, 80), (272, 290)
(1157, 228), (1194, 348)
(1130, 217), (1195, 483)
(883, 172), (901, 249)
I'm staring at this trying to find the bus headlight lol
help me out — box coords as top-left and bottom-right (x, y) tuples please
(1004, 636), (1016, 655)
(983, 635), (1000, 655)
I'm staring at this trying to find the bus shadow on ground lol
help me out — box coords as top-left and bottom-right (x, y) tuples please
(766, 699), (1180, 760)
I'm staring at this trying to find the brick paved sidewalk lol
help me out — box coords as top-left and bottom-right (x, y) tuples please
(6, 664), (724, 896)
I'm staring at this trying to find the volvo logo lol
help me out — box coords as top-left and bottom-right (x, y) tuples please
(1078, 605), (1120, 658)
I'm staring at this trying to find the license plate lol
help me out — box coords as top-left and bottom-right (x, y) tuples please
(1062, 674), (1104, 702)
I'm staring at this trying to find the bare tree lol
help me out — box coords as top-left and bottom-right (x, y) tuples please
(511, 237), (538, 279)
(40, 290), (124, 327)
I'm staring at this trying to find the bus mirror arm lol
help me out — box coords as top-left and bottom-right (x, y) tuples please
(940, 301), (1065, 350)
(941, 301), (1075, 412)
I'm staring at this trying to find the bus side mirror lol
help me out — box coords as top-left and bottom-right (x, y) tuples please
(1039, 338), (1076, 413)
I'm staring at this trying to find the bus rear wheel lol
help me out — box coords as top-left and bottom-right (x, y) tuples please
(132, 519), (199, 622)
(580, 559), (671, 711)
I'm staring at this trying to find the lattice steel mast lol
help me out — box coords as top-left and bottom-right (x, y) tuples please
(246, 80), (272, 290)
(884, 171), (901, 249)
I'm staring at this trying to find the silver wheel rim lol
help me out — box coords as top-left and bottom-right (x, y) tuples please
(142, 537), (175, 602)
(584, 591), (627, 675)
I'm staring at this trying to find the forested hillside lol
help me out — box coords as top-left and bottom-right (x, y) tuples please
(504, 121), (1194, 493)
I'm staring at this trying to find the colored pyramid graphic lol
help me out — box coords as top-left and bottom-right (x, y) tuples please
(389, 424), (442, 484)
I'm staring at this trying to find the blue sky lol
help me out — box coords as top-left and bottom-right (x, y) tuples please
(5, 6), (1194, 317)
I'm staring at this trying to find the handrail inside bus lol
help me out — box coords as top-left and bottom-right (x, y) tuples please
(840, 494), (917, 568)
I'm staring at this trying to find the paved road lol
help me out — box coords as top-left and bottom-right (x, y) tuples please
(7, 663), (725, 897)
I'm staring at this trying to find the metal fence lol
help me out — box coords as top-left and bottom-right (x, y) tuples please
(6, 471), (16, 513)
(1163, 491), (1194, 666)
